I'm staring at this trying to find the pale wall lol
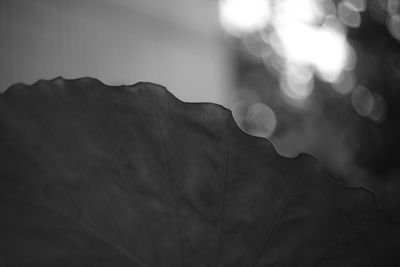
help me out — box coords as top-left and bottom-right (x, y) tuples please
(0, 0), (233, 105)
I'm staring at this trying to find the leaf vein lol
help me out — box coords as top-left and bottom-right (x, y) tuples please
(309, 231), (350, 267)
(148, 88), (184, 267)
(249, 172), (303, 267)
(214, 111), (229, 267)
(74, 83), (158, 266)
(40, 203), (150, 267)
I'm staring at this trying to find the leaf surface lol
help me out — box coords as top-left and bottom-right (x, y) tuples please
(0, 77), (399, 266)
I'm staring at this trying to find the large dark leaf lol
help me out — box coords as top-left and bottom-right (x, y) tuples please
(0, 77), (399, 266)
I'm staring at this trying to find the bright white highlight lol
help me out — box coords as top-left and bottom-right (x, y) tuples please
(311, 27), (349, 82)
(218, 0), (355, 104)
(277, 0), (324, 24)
(274, 0), (349, 83)
(219, 0), (271, 36)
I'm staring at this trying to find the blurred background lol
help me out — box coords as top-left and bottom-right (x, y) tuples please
(1, 0), (399, 212)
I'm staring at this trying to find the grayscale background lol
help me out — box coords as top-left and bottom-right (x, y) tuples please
(1, 0), (399, 199)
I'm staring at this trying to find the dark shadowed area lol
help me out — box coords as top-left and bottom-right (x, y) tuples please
(0, 78), (399, 266)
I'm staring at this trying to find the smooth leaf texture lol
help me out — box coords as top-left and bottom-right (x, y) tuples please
(0, 77), (399, 267)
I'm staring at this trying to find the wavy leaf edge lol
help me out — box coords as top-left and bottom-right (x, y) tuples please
(2, 75), (399, 224)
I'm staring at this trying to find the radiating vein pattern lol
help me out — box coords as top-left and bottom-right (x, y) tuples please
(0, 77), (399, 267)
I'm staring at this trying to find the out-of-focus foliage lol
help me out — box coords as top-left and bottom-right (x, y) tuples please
(219, 0), (400, 208)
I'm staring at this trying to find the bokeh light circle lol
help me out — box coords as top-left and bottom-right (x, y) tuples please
(351, 85), (374, 116)
(246, 102), (277, 138)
